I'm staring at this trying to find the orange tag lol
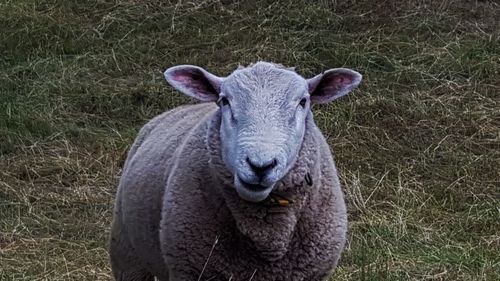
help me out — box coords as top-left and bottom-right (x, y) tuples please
(278, 199), (289, 207)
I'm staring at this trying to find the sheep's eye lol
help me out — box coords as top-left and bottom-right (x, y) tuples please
(299, 98), (307, 108)
(218, 97), (230, 107)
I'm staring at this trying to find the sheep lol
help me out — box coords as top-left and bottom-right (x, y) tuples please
(109, 61), (362, 281)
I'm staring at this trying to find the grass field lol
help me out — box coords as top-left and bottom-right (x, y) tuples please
(1, 0), (499, 280)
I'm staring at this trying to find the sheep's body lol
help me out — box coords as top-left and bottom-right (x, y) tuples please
(110, 102), (347, 281)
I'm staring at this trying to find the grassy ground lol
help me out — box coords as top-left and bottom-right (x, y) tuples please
(1, 0), (499, 280)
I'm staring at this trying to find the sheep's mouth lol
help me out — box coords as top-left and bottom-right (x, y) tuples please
(239, 180), (269, 192)
(234, 177), (274, 202)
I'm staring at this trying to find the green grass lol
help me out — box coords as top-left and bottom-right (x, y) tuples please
(1, 0), (499, 280)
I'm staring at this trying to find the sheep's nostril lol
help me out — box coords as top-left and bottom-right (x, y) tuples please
(270, 159), (278, 169)
(246, 157), (278, 177)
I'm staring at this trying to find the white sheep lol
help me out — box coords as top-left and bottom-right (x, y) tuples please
(110, 62), (362, 281)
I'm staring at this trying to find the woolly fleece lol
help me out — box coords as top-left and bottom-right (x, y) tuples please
(110, 101), (348, 281)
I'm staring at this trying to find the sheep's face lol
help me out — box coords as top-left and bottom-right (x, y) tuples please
(165, 62), (362, 202)
(217, 65), (309, 202)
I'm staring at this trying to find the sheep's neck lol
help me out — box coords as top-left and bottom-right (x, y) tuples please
(206, 111), (321, 261)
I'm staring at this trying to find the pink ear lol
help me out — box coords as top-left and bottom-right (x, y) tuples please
(164, 65), (224, 102)
(307, 68), (362, 104)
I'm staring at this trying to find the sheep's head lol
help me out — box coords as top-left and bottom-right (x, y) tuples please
(164, 62), (361, 202)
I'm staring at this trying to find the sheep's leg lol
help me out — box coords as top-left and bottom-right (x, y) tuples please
(113, 270), (154, 281)
(110, 207), (155, 281)
(110, 226), (155, 280)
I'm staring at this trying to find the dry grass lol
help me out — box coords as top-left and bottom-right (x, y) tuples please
(1, 0), (499, 280)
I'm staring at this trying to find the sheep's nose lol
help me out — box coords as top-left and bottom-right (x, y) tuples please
(246, 157), (277, 180)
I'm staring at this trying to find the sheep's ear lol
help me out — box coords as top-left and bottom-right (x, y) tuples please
(307, 68), (362, 104)
(164, 65), (224, 102)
